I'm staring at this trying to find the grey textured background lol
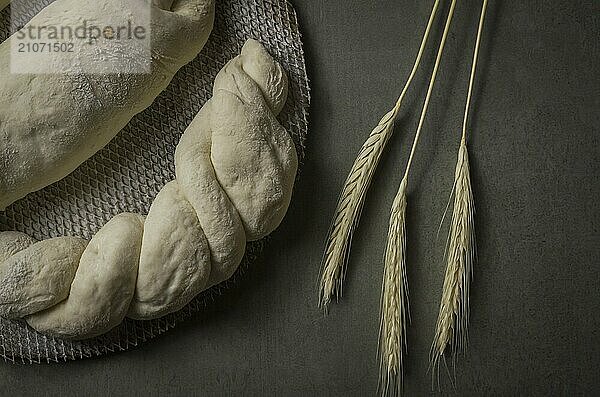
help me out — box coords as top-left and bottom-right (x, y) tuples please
(1, 0), (599, 396)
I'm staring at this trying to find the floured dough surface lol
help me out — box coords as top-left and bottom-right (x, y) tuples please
(0, 39), (299, 340)
(0, 237), (87, 319)
(176, 107), (248, 287)
(0, 231), (37, 263)
(211, 52), (297, 241)
(129, 181), (212, 320)
(0, 0), (215, 210)
(27, 214), (143, 339)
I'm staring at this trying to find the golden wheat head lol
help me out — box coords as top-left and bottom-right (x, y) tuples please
(318, 0), (443, 312)
(429, 0), (486, 381)
(430, 141), (475, 376)
(378, 178), (409, 397)
(319, 110), (397, 309)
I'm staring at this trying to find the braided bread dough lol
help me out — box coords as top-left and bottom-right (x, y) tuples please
(0, 0), (215, 210)
(0, 39), (298, 339)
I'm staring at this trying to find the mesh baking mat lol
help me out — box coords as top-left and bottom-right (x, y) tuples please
(0, 0), (310, 363)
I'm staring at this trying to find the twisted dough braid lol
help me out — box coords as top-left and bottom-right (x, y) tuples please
(0, 40), (298, 340)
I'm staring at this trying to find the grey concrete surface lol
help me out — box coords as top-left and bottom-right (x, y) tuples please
(0, 0), (599, 395)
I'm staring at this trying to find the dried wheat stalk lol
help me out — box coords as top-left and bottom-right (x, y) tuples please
(429, 140), (475, 379)
(378, 177), (408, 397)
(430, 0), (487, 383)
(379, 0), (458, 395)
(318, 0), (442, 310)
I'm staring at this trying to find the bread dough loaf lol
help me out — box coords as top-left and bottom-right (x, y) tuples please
(0, 39), (298, 339)
(0, 0), (215, 210)
(26, 214), (143, 339)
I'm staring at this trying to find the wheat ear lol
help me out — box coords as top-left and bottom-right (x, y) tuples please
(429, 140), (475, 379)
(379, 1), (458, 395)
(430, 0), (487, 382)
(318, 0), (442, 310)
(378, 177), (408, 397)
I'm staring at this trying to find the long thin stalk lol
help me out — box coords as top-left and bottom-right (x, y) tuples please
(318, 0), (442, 310)
(379, 1), (458, 396)
(430, 0), (488, 386)
(403, 0), (458, 182)
(462, 0), (488, 143)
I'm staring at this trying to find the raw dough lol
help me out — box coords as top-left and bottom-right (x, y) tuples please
(0, 0), (215, 210)
(0, 39), (298, 340)
(0, 231), (36, 263)
(26, 214), (144, 339)
(210, 41), (297, 240)
(175, 106), (248, 287)
(129, 181), (212, 320)
(0, 237), (87, 318)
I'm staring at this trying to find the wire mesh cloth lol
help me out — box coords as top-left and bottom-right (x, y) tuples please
(0, 0), (310, 363)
